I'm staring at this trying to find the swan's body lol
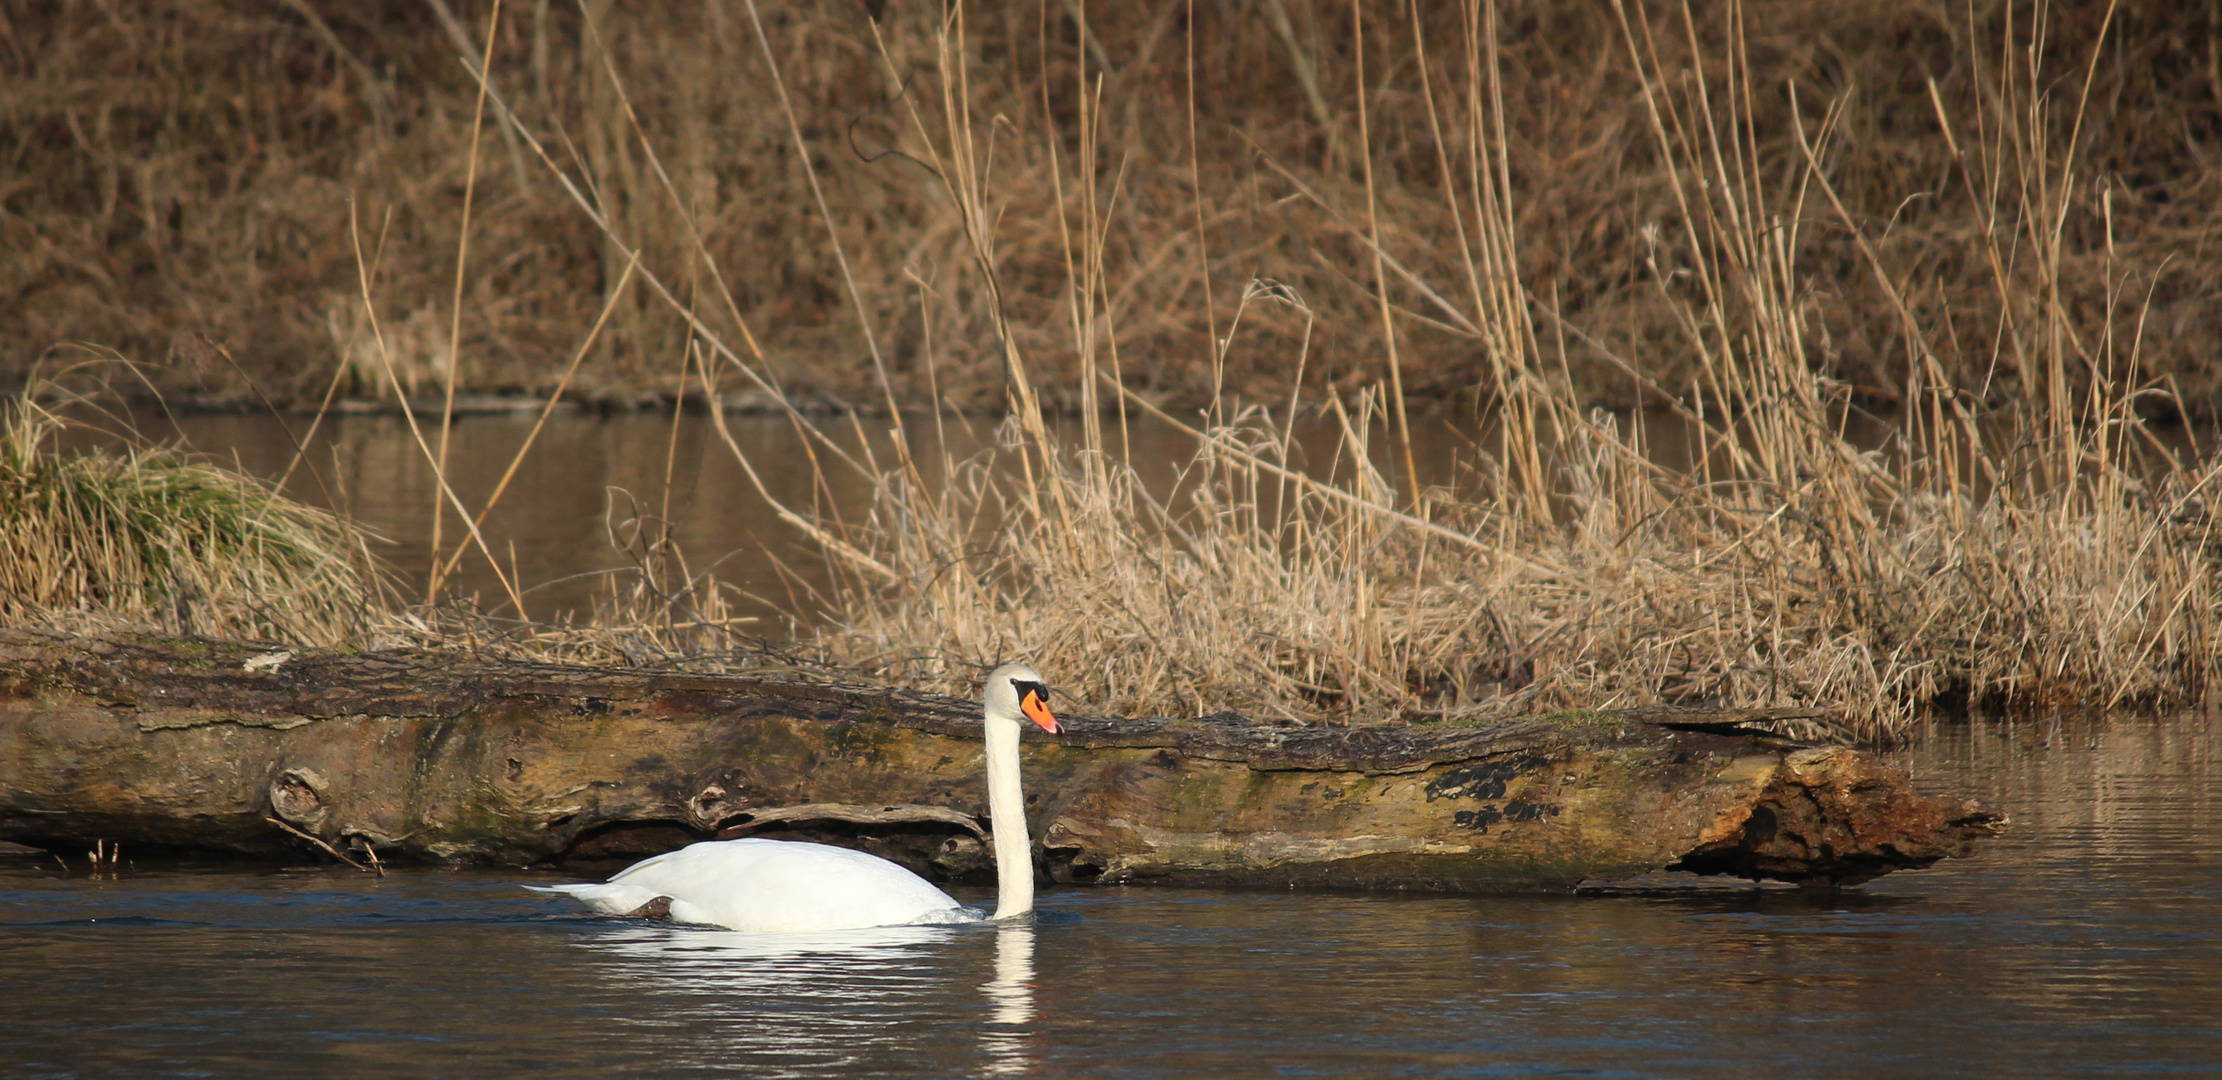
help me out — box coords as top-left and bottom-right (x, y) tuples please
(529, 664), (1059, 932)
(531, 839), (977, 932)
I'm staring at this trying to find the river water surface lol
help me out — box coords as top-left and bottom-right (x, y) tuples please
(16, 411), (2221, 1076)
(54, 408), (1668, 629)
(3, 715), (2217, 1078)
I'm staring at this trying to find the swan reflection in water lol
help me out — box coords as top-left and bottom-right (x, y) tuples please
(981, 925), (1037, 1074)
(575, 921), (1038, 1074)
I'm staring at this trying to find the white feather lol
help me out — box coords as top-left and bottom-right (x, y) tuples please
(528, 663), (1057, 933)
(532, 838), (971, 932)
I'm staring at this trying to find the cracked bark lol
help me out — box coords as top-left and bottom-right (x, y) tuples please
(0, 631), (2003, 890)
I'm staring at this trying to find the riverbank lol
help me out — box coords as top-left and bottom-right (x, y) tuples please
(5, 2), (2216, 416)
(13, 386), (2219, 746)
(5, 2), (2218, 743)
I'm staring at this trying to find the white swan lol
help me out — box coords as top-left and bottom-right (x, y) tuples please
(528, 663), (1061, 932)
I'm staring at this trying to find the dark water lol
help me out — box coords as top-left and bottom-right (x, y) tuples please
(54, 406), (2201, 634)
(54, 408), (1530, 630)
(3, 715), (2217, 1078)
(63, 409), (933, 631)
(28, 411), (2222, 1074)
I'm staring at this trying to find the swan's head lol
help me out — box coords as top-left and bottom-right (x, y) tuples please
(984, 663), (1060, 735)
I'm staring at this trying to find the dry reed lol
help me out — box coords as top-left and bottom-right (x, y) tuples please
(6, 2), (2217, 416)
(7, 0), (2216, 746)
(675, 0), (2215, 742)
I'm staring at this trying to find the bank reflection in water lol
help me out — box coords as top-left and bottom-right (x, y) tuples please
(574, 922), (1037, 1075)
(80, 409), (1518, 626)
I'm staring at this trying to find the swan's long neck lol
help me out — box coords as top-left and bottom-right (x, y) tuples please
(984, 716), (1032, 920)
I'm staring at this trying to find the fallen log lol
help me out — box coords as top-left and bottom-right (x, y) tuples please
(0, 631), (2002, 890)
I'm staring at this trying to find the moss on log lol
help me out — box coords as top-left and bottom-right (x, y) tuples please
(0, 631), (2002, 890)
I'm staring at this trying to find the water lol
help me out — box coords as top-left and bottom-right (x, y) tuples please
(26, 410), (2222, 1073)
(60, 408), (919, 629)
(4, 715), (2216, 1078)
(54, 408), (1512, 629)
(52, 405), (2206, 632)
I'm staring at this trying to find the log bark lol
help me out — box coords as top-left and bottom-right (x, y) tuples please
(0, 631), (2003, 890)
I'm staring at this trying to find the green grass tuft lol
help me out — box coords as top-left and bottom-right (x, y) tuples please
(0, 394), (389, 646)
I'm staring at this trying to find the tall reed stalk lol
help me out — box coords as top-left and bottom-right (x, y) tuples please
(398, 0), (2218, 743)
(721, 0), (2212, 740)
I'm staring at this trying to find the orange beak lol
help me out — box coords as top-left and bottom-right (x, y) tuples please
(1020, 689), (1061, 734)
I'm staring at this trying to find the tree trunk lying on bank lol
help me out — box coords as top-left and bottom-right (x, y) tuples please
(0, 631), (2003, 890)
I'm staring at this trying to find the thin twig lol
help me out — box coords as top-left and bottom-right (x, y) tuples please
(266, 817), (372, 873)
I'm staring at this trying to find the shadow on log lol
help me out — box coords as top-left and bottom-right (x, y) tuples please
(0, 631), (2003, 890)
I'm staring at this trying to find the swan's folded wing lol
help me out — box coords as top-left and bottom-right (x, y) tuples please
(608, 839), (963, 931)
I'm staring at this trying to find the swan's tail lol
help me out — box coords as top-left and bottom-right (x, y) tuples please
(525, 881), (667, 916)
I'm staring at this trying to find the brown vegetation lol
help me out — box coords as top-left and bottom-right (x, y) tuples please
(4, 1), (2220, 413)
(1, 1), (2217, 744)
(0, 384), (387, 645)
(756, 0), (2222, 741)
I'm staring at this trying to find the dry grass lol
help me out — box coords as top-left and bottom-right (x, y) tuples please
(5, 2), (2219, 415)
(0, 386), (389, 645)
(417, 490), (770, 670)
(4, 0), (2217, 744)
(672, 0), (2216, 742)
